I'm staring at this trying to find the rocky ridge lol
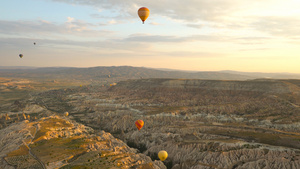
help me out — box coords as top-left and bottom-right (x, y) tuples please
(78, 109), (300, 169)
(0, 115), (166, 169)
(114, 79), (300, 94)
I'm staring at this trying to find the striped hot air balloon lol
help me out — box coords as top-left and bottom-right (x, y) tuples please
(138, 7), (150, 24)
(135, 120), (144, 130)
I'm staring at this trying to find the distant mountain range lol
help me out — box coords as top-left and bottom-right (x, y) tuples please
(0, 66), (38, 69)
(0, 66), (300, 80)
(219, 70), (300, 79)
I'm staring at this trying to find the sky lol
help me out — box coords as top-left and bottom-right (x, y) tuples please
(0, 0), (300, 73)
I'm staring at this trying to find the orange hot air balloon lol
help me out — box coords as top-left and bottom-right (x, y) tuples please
(135, 120), (144, 130)
(138, 7), (150, 24)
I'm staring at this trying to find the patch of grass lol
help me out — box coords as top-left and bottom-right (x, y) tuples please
(0, 90), (29, 104)
(31, 136), (87, 164)
(5, 154), (41, 168)
(60, 150), (124, 169)
(6, 145), (29, 157)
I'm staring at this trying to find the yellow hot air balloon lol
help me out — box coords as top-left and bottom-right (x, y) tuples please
(158, 151), (168, 161)
(138, 7), (150, 24)
(64, 112), (69, 117)
(135, 120), (144, 131)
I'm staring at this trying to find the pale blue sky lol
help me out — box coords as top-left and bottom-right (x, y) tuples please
(1, 0), (300, 73)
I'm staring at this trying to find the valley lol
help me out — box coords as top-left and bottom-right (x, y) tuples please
(1, 67), (300, 169)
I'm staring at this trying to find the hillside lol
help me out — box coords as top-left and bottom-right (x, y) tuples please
(221, 70), (300, 79)
(1, 66), (300, 82)
(0, 66), (255, 81)
(1, 78), (300, 169)
(113, 78), (300, 94)
(0, 114), (166, 169)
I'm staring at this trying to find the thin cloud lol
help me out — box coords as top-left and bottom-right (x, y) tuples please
(149, 22), (161, 25)
(124, 35), (182, 43)
(51, 0), (241, 21)
(251, 16), (300, 38)
(163, 51), (225, 58)
(50, 0), (300, 39)
(186, 24), (203, 29)
(122, 34), (272, 45)
(0, 37), (150, 52)
(50, 0), (300, 41)
(239, 48), (270, 51)
(0, 18), (113, 37)
(123, 34), (229, 43)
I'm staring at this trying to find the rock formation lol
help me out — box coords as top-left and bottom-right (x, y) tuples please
(0, 116), (166, 169)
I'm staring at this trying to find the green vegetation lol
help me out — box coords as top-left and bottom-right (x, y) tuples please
(60, 150), (133, 169)
(31, 136), (87, 164)
(6, 145), (29, 157)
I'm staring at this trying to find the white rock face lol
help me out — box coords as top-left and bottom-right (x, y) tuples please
(0, 121), (35, 169)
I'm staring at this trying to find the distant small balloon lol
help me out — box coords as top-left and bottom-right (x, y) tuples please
(135, 120), (144, 130)
(19, 54), (23, 58)
(33, 42), (36, 45)
(158, 151), (168, 161)
(64, 112), (69, 116)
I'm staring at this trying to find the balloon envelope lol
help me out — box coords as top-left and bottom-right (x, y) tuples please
(19, 54), (23, 58)
(64, 112), (69, 116)
(138, 7), (150, 24)
(135, 120), (144, 130)
(158, 151), (168, 161)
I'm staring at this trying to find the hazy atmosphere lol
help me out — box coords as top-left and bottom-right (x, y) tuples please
(1, 0), (300, 73)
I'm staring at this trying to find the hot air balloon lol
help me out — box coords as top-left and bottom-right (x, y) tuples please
(135, 120), (144, 130)
(158, 151), (168, 161)
(33, 42), (36, 45)
(138, 7), (150, 24)
(19, 54), (23, 58)
(64, 112), (69, 117)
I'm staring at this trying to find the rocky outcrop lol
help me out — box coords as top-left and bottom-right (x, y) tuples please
(18, 78), (300, 169)
(0, 116), (166, 169)
(0, 120), (34, 169)
(79, 109), (300, 169)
